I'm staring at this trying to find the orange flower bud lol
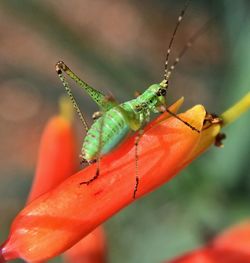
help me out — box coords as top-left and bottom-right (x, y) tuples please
(27, 115), (77, 203)
(1, 92), (249, 262)
(26, 97), (107, 263)
(0, 102), (204, 262)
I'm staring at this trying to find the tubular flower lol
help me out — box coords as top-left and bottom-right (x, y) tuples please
(167, 221), (250, 263)
(27, 97), (77, 203)
(0, 93), (249, 262)
(0, 97), (107, 263)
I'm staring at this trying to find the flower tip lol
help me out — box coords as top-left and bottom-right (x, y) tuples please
(175, 96), (184, 106)
(169, 97), (184, 112)
(180, 104), (206, 132)
(179, 96), (184, 103)
(191, 104), (206, 116)
(0, 245), (6, 263)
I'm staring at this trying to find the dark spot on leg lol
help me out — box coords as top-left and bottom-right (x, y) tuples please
(80, 167), (100, 186)
(133, 176), (139, 199)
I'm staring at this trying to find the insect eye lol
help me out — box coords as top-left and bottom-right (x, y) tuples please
(156, 88), (167, 96)
(160, 89), (167, 96)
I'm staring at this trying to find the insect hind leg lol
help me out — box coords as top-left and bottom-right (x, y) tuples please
(56, 62), (90, 133)
(80, 159), (100, 185)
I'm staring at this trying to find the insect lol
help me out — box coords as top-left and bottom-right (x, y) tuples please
(56, 0), (205, 198)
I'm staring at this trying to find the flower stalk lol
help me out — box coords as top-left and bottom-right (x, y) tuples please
(221, 92), (250, 127)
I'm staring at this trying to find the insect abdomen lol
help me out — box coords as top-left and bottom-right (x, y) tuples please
(82, 107), (130, 161)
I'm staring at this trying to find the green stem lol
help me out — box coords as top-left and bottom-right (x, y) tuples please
(220, 92), (250, 127)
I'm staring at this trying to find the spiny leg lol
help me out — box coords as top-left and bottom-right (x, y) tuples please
(133, 129), (144, 199)
(91, 95), (116, 120)
(56, 61), (117, 112)
(56, 63), (89, 133)
(90, 97), (116, 183)
(80, 159), (100, 185)
(80, 108), (107, 185)
(97, 104), (142, 198)
(91, 94), (116, 120)
(56, 61), (114, 171)
(165, 108), (200, 133)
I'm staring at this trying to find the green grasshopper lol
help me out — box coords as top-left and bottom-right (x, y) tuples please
(56, 1), (202, 198)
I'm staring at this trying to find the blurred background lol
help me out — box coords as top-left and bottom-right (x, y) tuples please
(0, 0), (249, 262)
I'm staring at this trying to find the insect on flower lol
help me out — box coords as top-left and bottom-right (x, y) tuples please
(55, 0), (210, 198)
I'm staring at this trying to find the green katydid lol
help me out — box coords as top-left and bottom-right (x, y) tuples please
(56, 0), (205, 198)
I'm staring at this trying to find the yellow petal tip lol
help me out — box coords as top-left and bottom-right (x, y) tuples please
(180, 104), (206, 132)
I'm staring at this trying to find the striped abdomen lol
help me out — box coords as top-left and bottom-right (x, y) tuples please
(82, 106), (131, 162)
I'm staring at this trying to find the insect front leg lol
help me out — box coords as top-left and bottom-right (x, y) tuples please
(165, 108), (201, 133)
(80, 160), (100, 185)
(80, 114), (106, 186)
(111, 105), (144, 199)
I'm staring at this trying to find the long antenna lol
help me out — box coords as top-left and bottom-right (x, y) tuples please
(164, 0), (191, 81)
(165, 18), (213, 80)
